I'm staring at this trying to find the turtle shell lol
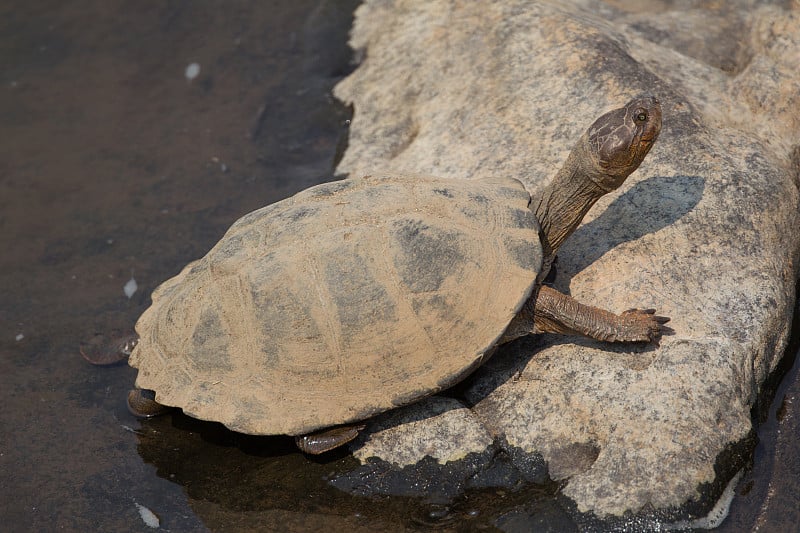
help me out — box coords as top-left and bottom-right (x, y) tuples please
(129, 174), (543, 435)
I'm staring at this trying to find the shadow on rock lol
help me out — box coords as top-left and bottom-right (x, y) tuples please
(562, 174), (705, 275)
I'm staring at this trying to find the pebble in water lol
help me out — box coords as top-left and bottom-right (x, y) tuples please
(123, 276), (137, 299)
(134, 502), (160, 529)
(185, 62), (200, 81)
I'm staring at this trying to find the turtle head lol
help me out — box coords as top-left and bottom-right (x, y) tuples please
(584, 96), (662, 192)
(534, 96), (662, 256)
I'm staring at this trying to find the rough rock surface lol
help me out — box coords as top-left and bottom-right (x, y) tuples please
(332, 0), (800, 518)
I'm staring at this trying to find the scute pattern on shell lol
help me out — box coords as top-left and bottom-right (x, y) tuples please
(129, 174), (543, 435)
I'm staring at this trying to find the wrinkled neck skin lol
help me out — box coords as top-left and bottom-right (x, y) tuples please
(533, 136), (610, 259)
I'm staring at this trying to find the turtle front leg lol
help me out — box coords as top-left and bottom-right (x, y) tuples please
(533, 285), (669, 343)
(295, 424), (366, 454)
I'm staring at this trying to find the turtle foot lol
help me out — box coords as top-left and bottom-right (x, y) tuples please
(620, 308), (671, 344)
(80, 333), (139, 366)
(127, 389), (171, 418)
(295, 424), (366, 454)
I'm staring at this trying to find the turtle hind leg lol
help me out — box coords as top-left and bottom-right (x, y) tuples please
(533, 285), (671, 344)
(295, 424), (366, 454)
(127, 388), (171, 418)
(80, 334), (139, 366)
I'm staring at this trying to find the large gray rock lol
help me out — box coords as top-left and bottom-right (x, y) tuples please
(333, 0), (800, 518)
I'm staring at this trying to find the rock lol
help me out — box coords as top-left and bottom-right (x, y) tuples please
(352, 396), (494, 466)
(331, 397), (497, 501)
(332, 0), (800, 519)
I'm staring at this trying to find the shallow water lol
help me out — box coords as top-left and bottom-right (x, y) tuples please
(1, 1), (797, 531)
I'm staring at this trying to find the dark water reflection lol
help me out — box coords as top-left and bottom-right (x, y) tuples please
(1, 1), (798, 531)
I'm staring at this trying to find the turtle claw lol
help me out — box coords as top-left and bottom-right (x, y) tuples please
(623, 308), (669, 320)
(624, 307), (655, 314)
(620, 308), (671, 344)
(80, 333), (139, 366)
(118, 336), (139, 356)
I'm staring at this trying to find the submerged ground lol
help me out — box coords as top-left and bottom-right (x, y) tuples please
(0, 1), (797, 530)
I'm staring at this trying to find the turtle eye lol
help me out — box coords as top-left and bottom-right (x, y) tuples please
(635, 109), (648, 122)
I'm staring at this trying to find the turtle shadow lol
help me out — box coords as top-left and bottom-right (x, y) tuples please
(456, 329), (666, 407)
(555, 174), (705, 280)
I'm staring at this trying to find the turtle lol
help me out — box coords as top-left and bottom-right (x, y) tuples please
(125, 96), (667, 454)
